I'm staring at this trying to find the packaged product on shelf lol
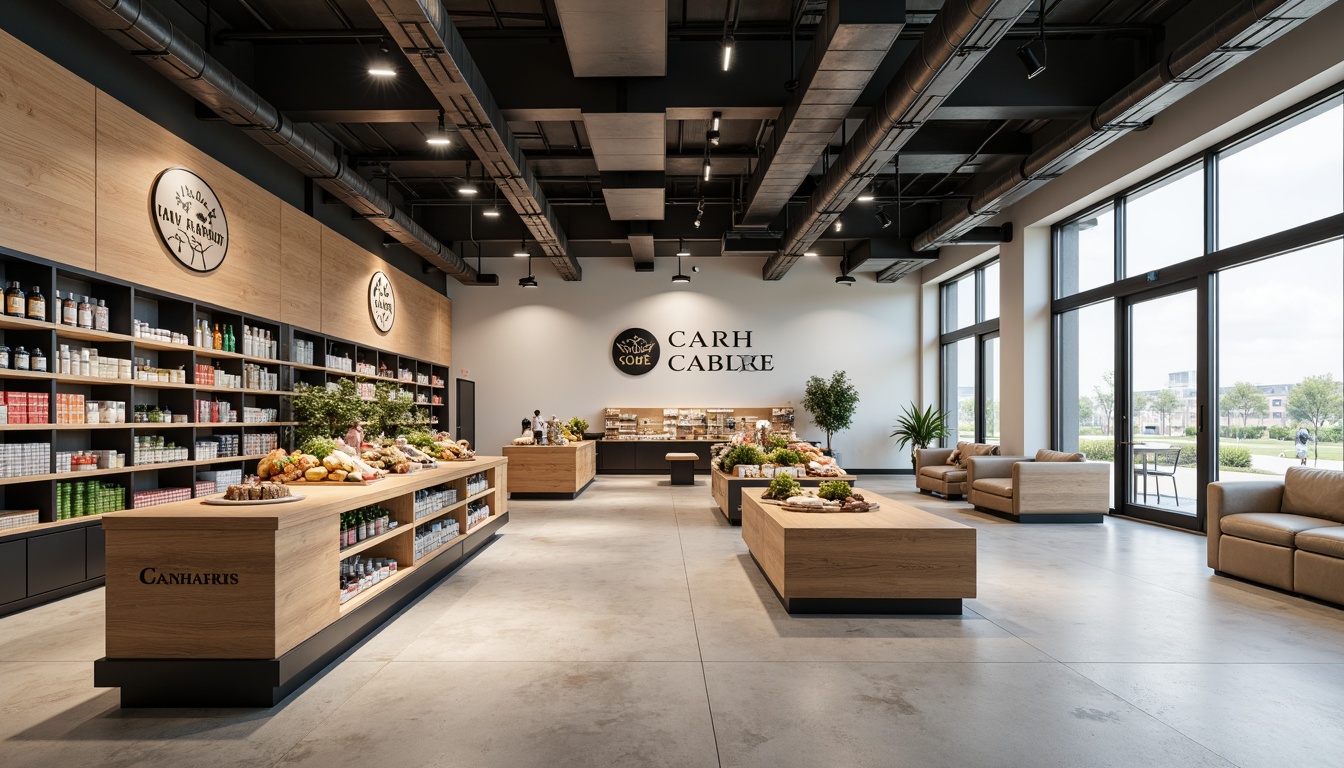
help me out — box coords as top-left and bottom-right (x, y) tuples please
(26, 285), (45, 321)
(0, 509), (40, 531)
(132, 320), (190, 346)
(133, 435), (189, 465)
(339, 504), (395, 549)
(195, 441), (219, 461)
(242, 433), (278, 455)
(413, 485), (458, 520)
(194, 399), (238, 423)
(196, 468), (242, 494)
(134, 359), (187, 383)
(413, 518), (460, 560)
(193, 480), (216, 497)
(242, 406), (279, 423)
(132, 487), (193, 508)
(0, 344), (9, 369)
(56, 480), (126, 519)
(0, 404), (7, 424)
(466, 471), (489, 496)
(467, 500), (491, 529)
(0, 392), (49, 424)
(4, 281), (25, 316)
(339, 555), (398, 604)
(0, 442), (52, 478)
(243, 363), (278, 391)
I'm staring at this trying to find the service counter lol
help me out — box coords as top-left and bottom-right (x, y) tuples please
(94, 457), (508, 707)
(711, 468), (860, 525)
(502, 441), (596, 499)
(741, 487), (976, 614)
(596, 439), (717, 473)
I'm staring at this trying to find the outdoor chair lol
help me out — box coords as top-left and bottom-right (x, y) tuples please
(1134, 447), (1181, 505)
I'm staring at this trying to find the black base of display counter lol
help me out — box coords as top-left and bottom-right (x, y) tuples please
(94, 511), (508, 708)
(596, 440), (715, 474)
(0, 518), (106, 618)
(510, 477), (595, 501)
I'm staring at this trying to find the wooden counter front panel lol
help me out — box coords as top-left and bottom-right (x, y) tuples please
(502, 442), (595, 494)
(105, 528), (278, 659)
(274, 515), (340, 656)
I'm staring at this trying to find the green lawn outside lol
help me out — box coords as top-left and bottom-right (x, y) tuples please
(1141, 435), (1343, 462)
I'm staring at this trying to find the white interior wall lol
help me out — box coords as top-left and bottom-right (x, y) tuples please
(449, 255), (920, 470)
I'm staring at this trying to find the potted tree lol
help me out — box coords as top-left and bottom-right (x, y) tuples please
(890, 403), (950, 468)
(801, 371), (860, 464)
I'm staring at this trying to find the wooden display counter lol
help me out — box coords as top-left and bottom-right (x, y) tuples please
(502, 441), (596, 499)
(94, 458), (508, 707)
(741, 488), (975, 614)
(711, 468), (859, 525)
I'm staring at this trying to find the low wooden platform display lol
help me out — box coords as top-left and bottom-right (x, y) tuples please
(741, 488), (975, 614)
(502, 441), (596, 499)
(711, 468), (859, 524)
(94, 458), (508, 707)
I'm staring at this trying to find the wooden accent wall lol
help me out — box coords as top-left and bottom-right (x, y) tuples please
(0, 30), (96, 270)
(0, 30), (450, 365)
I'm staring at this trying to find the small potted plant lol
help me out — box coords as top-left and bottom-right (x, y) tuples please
(890, 403), (950, 468)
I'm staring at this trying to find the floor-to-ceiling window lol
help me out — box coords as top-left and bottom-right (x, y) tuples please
(941, 260), (1000, 445)
(1053, 87), (1344, 531)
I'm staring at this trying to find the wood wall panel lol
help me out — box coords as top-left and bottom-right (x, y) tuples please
(95, 92), (282, 317)
(279, 203), (321, 329)
(0, 30), (96, 269)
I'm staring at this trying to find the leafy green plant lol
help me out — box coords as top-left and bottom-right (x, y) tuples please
(802, 371), (860, 454)
(763, 473), (802, 501)
(566, 417), (590, 438)
(404, 431), (440, 455)
(766, 434), (789, 451)
(299, 437), (337, 459)
(294, 379), (364, 445)
(769, 448), (804, 466)
(364, 381), (420, 439)
(1219, 445), (1253, 468)
(1078, 439), (1115, 463)
(817, 480), (852, 501)
(720, 445), (769, 472)
(890, 403), (950, 467)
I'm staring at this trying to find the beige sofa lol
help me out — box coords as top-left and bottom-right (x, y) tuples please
(1208, 466), (1344, 606)
(966, 449), (1110, 523)
(915, 443), (1000, 500)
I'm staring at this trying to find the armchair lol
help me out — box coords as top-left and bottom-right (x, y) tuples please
(966, 449), (1109, 523)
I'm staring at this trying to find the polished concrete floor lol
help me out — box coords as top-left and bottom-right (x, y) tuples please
(2, 474), (1343, 767)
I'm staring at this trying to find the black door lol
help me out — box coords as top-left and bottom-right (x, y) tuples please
(456, 378), (476, 448)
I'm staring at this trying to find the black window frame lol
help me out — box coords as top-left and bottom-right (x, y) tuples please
(940, 258), (1002, 445)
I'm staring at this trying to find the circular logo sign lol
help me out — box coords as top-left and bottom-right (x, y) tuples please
(612, 328), (659, 375)
(151, 167), (229, 272)
(369, 271), (395, 333)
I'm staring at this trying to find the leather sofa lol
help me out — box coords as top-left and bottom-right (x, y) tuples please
(1208, 466), (1344, 606)
(965, 449), (1110, 523)
(915, 443), (1000, 500)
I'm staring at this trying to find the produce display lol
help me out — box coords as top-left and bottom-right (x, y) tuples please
(710, 436), (848, 478)
(223, 480), (293, 501)
(761, 473), (802, 501)
(817, 480), (852, 501)
(780, 488), (873, 513)
(256, 447), (380, 483)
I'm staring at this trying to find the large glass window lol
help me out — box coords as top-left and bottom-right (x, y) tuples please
(944, 338), (977, 445)
(1056, 206), (1115, 298)
(1057, 301), (1115, 496)
(1125, 165), (1204, 277)
(983, 335), (1000, 445)
(1218, 96), (1343, 248)
(940, 260), (1000, 445)
(942, 271), (977, 333)
(982, 261), (1000, 321)
(1217, 240), (1344, 480)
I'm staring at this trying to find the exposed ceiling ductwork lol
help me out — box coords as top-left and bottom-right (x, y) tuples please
(762, 0), (1037, 280)
(57, 0), (479, 282)
(364, 0), (582, 281)
(740, 0), (906, 228)
(912, 0), (1340, 252)
(554, 0), (667, 78)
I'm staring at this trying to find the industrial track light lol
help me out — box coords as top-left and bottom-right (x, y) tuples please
(721, 36), (734, 71)
(368, 40), (396, 77)
(711, 112), (721, 131)
(707, 129), (721, 147)
(835, 274), (856, 286)
(857, 192), (875, 203)
(703, 157), (712, 181)
(834, 220), (842, 232)
(519, 255), (537, 287)
(1018, 0), (1047, 79)
(459, 160), (478, 196)
(483, 187), (501, 217)
(694, 199), (705, 229)
(673, 242), (691, 283)
(876, 206), (892, 229)
(513, 238), (528, 258)
(803, 251), (818, 257)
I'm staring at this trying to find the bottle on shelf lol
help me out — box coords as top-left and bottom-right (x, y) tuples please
(4, 281), (25, 317)
(77, 296), (93, 329)
(194, 320), (204, 348)
(242, 326), (253, 357)
(31, 347), (46, 373)
(14, 345), (29, 370)
(226, 325), (236, 353)
(94, 299), (109, 331)
(212, 323), (222, 351)
(61, 291), (77, 326)
(26, 285), (45, 321)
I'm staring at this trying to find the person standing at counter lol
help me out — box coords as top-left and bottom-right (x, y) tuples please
(532, 409), (545, 445)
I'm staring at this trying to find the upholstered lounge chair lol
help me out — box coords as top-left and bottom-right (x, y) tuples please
(965, 449), (1109, 523)
(915, 443), (1000, 500)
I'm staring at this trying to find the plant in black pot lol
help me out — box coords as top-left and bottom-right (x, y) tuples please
(801, 371), (860, 461)
(890, 403), (950, 468)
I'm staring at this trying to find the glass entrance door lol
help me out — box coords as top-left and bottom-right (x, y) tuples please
(1120, 285), (1205, 530)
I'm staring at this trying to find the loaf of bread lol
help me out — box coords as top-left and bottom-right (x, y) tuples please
(223, 481), (292, 501)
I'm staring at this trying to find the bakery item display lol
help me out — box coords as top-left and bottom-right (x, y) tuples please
(223, 480), (292, 501)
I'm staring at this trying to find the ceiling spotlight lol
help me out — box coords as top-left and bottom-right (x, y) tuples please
(694, 199), (705, 229)
(483, 207), (500, 218)
(513, 238), (528, 258)
(876, 206), (892, 229)
(835, 274), (856, 286)
(803, 251), (818, 257)
(707, 129), (721, 147)
(368, 40), (396, 77)
(459, 161), (478, 195)
(672, 272), (690, 283)
(834, 220), (843, 232)
(519, 274), (538, 288)
(703, 157), (712, 181)
(1018, 0), (1047, 79)
(677, 238), (691, 257)
(857, 192), (875, 203)
(692, 266), (701, 273)
(426, 109), (450, 145)
(711, 112), (721, 131)
(721, 36), (734, 72)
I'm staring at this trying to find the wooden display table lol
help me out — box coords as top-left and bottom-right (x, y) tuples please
(741, 488), (975, 614)
(502, 440), (596, 499)
(711, 468), (859, 524)
(95, 458), (508, 707)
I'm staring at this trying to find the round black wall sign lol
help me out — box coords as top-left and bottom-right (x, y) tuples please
(612, 328), (659, 375)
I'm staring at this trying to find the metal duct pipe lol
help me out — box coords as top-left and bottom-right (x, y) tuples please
(912, 0), (1338, 251)
(364, 0), (581, 281)
(763, 0), (1036, 279)
(59, 0), (478, 282)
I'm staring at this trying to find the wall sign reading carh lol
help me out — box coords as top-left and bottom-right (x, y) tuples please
(612, 328), (659, 375)
(151, 167), (229, 272)
(369, 270), (395, 333)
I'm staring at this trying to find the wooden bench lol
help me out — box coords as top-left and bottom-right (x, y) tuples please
(665, 452), (698, 485)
